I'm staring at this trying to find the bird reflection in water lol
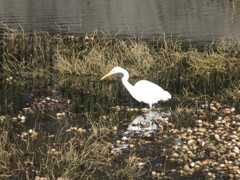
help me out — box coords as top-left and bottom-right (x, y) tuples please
(112, 111), (170, 152)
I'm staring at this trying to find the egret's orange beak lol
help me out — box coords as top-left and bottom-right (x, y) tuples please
(100, 71), (113, 80)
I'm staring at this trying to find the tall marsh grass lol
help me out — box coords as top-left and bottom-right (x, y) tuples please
(1, 25), (59, 78)
(1, 25), (240, 97)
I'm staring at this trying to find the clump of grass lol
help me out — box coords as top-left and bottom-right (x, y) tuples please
(217, 82), (240, 106)
(36, 125), (112, 179)
(1, 24), (59, 79)
(152, 39), (240, 96)
(54, 33), (157, 78)
(0, 117), (23, 178)
(0, 131), (18, 178)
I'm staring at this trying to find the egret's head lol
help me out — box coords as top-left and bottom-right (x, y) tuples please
(100, 66), (124, 80)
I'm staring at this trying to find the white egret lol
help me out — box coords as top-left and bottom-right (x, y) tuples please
(100, 66), (171, 109)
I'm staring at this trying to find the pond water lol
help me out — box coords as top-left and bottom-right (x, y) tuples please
(0, 78), (162, 131)
(0, 0), (240, 44)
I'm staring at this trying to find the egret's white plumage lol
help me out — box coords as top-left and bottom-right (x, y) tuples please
(100, 66), (171, 109)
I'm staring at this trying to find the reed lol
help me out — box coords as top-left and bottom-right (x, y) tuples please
(1, 25), (58, 78)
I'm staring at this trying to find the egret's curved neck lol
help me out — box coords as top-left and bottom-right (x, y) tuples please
(121, 68), (129, 82)
(120, 69), (134, 93)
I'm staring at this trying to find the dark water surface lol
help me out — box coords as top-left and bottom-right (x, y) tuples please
(0, 78), (147, 129)
(0, 0), (240, 44)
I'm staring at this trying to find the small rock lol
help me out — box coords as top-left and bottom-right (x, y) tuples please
(233, 146), (240, 154)
(214, 134), (221, 141)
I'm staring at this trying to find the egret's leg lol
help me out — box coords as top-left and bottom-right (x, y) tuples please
(149, 103), (153, 110)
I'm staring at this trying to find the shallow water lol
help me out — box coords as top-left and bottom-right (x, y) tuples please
(0, 77), (168, 133)
(0, 0), (240, 44)
(112, 111), (171, 152)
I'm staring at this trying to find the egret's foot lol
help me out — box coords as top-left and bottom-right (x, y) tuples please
(141, 108), (151, 112)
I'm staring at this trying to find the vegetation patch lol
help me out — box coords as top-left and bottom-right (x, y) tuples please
(1, 26), (240, 99)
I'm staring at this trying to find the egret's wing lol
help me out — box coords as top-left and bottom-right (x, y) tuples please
(134, 80), (171, 103)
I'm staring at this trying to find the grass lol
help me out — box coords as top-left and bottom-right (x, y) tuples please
(1, 25), (240, 100)
(1, 25), (58, 79)
(0, 112), (145, 179)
